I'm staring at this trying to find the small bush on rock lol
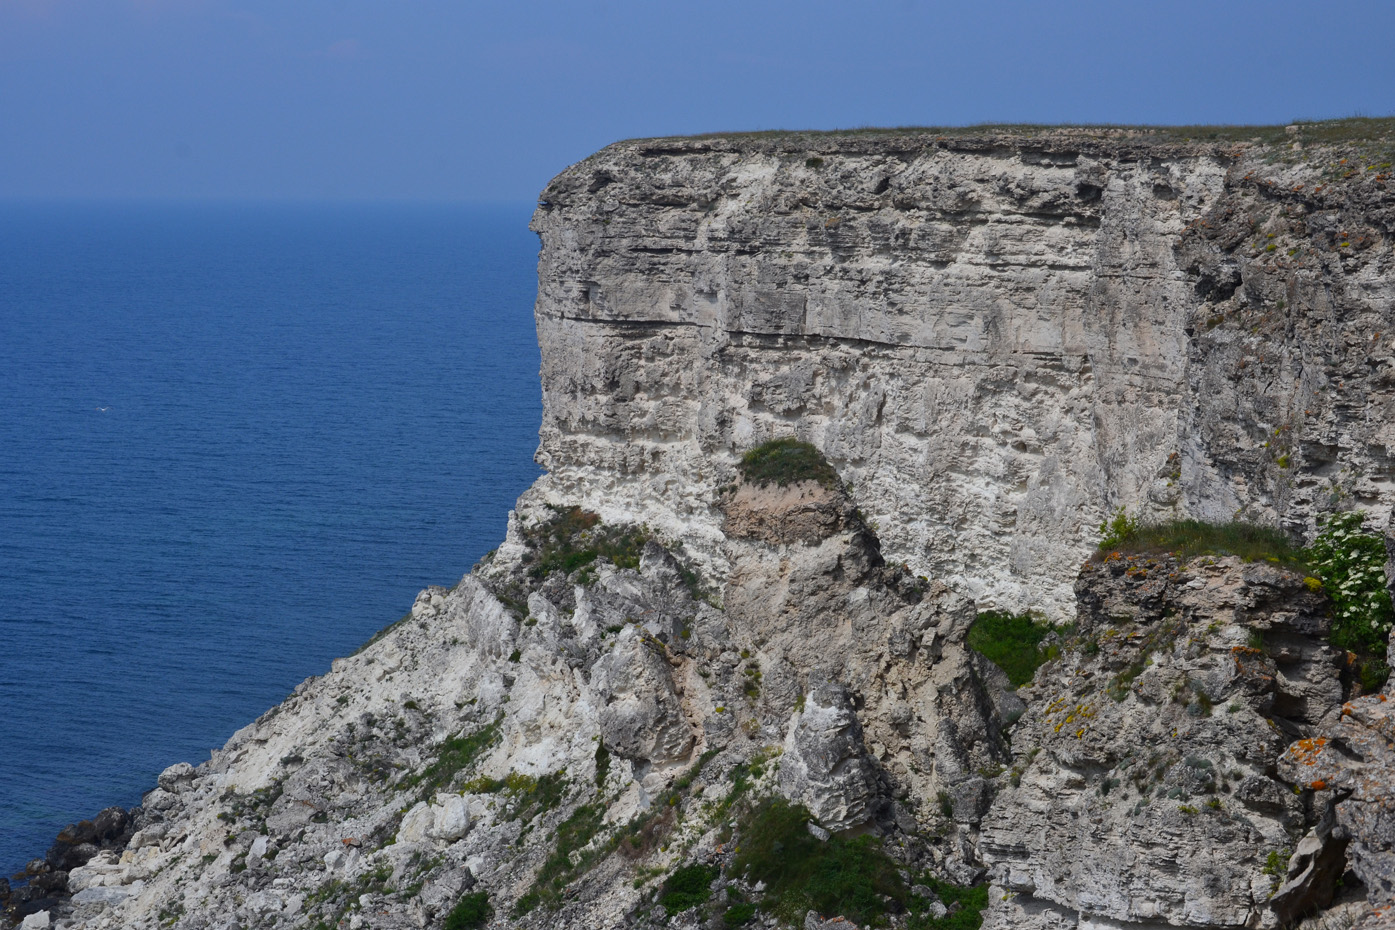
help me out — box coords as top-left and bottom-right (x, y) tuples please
(660, 863), (719, 916)
(737, 438), (840, 489)
(731, 797), (905, 925)
(524, 505), (647, 580)
(444, 892), (492, 930)
(966, 610), (1054, 688)
(1308, 511), (1392, 690)
(908, 877), (989, 930)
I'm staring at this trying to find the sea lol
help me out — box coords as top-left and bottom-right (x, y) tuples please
(0, 201), (544, 879)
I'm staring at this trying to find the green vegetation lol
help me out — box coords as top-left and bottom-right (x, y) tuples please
(524, 505), (647, 580)
(444, 892), (493, 930)
(513, 802), (609, 915)
(636, 116), (1395, 149)
(1262, 848), (1292, 894)
(1308, 511), (1393, 690)
(966, 610), (1055, 688)
(1095, 514), (1307, 569)
(461, 770), (568, 821)
(660, 864), (719, 917)
(737, 438), (840, 489)
(723, 902), (758, 926)
(400, 718), (500, 799)
(907, 877), (989, 930)
(594, 740), (611, 788)
(731, 798), (905, 925)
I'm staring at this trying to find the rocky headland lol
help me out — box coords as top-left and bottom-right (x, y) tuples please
(6, 119), (1395, 930)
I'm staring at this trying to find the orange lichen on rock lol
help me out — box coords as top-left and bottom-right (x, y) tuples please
(1286, 737), (1330, 766)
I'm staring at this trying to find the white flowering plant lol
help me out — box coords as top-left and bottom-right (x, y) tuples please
(1307, 511), (1393, 690)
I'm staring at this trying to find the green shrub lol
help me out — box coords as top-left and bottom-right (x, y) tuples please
(525, 505), (647, 580)
(731, 798), (905, 925)
(1097, 508), (1140, 550)
(723, 902), (758, 926)
(660, 863), (719, 917)
(401, 718), (500, 799)
(907, 877), (989, 930)
(966, 610), (1054, 688)
(594, 741), (611, 788)
(737, 438), (840, 489)
(444, 892), (492, 930)
(1096, 516), (1307, 568)
(513, 802), (608, 914)
(1308, 511), (1392, 690)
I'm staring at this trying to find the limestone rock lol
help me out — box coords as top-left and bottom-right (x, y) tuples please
(529, 131), (1395, 619)
(156, 762), (196, 793)
(980, 554), (1345, 930)
(778, 676), (878, 832)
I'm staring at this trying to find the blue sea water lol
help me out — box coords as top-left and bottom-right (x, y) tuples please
(0, 202), (543, 878)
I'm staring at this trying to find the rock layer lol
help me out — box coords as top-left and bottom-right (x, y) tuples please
(528, 128), (1395, 616)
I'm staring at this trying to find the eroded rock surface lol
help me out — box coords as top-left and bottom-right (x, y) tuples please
(528, 128), (1395, 617)
(981, 554), (1342, 930)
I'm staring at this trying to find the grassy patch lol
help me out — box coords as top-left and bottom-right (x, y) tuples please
(513, 802), (609, 915)
(444, 892), (493, 930)
(524, 505), (647, 580)
(731, 798), (905, 925)
(634, 116), (1395, 148)
(462, 770), (568, 821)
(401, 718), (500, 799)
(1096, 518), (1307, 569)
(966, 610), (1054, 688)
(660, 863), (719, 917)
(908, 877), (989, 930)
(737, 438), (840, 489)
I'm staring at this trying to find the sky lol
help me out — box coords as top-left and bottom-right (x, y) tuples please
(2, 0), (1393, 202)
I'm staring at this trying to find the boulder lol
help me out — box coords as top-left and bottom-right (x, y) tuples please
(156, 762), (197, 793)
(777, 676), (878, 833)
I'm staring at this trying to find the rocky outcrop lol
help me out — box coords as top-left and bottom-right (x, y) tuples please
(528, 126), (1395, 617)
(980, 553), (1342, 930)
(777, 675), (879, 833)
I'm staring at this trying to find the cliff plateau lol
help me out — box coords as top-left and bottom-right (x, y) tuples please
(5, 122), (1395, 930)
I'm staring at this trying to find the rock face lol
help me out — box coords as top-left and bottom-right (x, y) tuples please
(6, 125), (1395, 930)
(528, 128), (1395, 617)
(777, 675), (879, 833)
(980, 553), (1340, 930)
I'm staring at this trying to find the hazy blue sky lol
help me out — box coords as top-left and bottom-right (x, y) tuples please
(3, 0), (1392, 202)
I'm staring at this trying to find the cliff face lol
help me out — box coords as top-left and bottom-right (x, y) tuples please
(529, 128), (1395, 616)
(7, 125), (1395, 930)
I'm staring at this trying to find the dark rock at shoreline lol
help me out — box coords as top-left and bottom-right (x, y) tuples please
(1, 805), (139, 929)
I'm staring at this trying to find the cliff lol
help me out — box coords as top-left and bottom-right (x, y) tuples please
(5, 121), (1395, 930)
(528, 123), (1395, 616)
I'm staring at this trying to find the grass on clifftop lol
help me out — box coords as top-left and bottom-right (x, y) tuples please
(1095, 513), (1308, 570)
(637, 116), (1395, 147)
(737, 438), (840, 489)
